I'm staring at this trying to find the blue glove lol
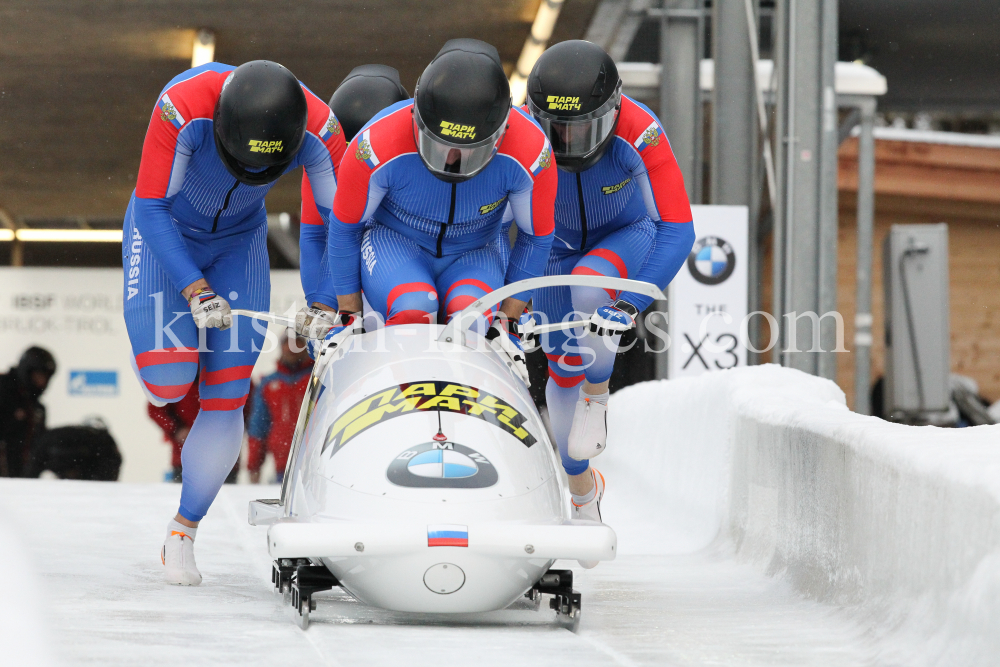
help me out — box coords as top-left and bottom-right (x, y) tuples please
(306, 311), (361, 359)
(588, 300), (639, 336)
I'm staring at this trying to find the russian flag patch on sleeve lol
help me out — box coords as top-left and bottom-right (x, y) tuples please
(427, 524), (469, 547)
(354, 128), (380, 169)
(530, 143), (553, 176)
(633, 121), (665, 152)
(319, 110), (341, 142)
(157, 94), (186, 130)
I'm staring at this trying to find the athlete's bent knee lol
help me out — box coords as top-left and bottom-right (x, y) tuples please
(134, 347), (199, 402)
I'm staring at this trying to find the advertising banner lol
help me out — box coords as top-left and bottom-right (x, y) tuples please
(0, 268), (307, 482)
(668, 206), (749, 378)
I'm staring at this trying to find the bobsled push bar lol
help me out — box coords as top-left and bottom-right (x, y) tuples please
(231, 309), (297, 329)
(438, 275), (665, 344)
(232, 276), (664, 342)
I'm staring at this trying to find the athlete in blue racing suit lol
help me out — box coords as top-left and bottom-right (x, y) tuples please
(123, 61), (345, 585)
(524, 41), (695, 531)
(320, 41), (556, 386)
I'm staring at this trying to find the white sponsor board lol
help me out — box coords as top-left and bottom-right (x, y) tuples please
(0, 268), (307, 482)
(668, 206), (749, 378)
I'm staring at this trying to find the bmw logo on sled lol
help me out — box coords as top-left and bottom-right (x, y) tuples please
(245, 275), (664, 630)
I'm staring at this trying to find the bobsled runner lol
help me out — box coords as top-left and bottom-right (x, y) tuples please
(244, 275), (664, 630)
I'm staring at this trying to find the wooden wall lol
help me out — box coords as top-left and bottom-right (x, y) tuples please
(835, 138), (1000, 408)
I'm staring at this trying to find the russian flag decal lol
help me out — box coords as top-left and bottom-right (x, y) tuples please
(319, 109), (341, 142)
(354, 128), (380, 169)
(633, 121), (665, 152)
(158, 94), (186, 130)
(427, 524), (468, 547)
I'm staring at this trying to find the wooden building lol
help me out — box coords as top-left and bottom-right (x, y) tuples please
(837, 130), (1000, 408)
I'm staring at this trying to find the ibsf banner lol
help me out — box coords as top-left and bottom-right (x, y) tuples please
(668, 205), (749, 378)
(0, 268), (307, 482)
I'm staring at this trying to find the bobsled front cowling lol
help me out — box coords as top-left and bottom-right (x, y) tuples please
(278, 324), (570, 612)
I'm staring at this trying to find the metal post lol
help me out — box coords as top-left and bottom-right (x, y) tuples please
(816, 0), (839, 381)
(771, 0), (788, 362)
(782, 0), (804, 372)
(772, 0), (837, 375)
(853, 98), (876, 414)
(656, 1), (705, 203)
(712, 0), (759, 358)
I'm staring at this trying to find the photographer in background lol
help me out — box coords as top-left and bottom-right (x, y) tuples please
(0, 347), (56, 477)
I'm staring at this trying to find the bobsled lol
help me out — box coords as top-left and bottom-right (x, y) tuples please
(245, 275), (664, 629)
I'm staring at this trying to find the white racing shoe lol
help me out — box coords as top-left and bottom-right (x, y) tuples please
(161, 523), (202, 586)
(567, 393), (609, 461)
(572, 469), (606, 569)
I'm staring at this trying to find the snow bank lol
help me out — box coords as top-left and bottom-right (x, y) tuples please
(605, 365), (1000, 666)
(0, 521), (58, 666)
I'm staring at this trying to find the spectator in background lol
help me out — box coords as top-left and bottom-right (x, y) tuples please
(148, 380), (241, 484)
(247, 333), (312, 484)
(0, 347), (56, 477)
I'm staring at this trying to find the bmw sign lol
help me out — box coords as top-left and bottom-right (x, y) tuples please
(668, 207), (749, 378)
(387, 441), (498, 489)
(687, 236), (736, 285)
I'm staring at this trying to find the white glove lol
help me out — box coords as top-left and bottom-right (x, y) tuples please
(485, 318), (530, 387)
(306, 311), (363, 359)
(188, 288), (231, 330)
(588, 300), (639, 336)
(518, 312), (541, 354)
(295, 306), (341, 340)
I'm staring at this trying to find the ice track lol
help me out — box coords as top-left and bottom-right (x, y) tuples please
(3, 365), (999, 666)
(0, 481), (873, 666)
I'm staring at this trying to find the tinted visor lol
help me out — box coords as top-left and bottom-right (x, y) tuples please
(528, 82), (622, 160)
(413, 106), (508, 181)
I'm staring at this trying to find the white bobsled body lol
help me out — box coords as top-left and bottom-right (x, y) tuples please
(252, 277), (663, 615)
(267, 325), (613, 612)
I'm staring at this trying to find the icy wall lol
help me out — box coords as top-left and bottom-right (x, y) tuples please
(605, 365), (1000, 666)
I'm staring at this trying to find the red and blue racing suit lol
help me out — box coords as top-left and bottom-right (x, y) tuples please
(326, 101), (556, 329)
(533, 95), (695, 476)
(122, 62), (345, 520)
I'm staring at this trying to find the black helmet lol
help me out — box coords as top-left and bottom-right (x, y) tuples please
(17, 346), (56, 397)
(213, 60), (308, 186)
(330, 64), (410, 142)
(413, 39), (511, 183)
(527, 40), (623, 173)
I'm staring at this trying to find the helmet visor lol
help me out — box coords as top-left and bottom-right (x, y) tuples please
(528, 82), (622, 160)
(413, 106), (508, 181)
